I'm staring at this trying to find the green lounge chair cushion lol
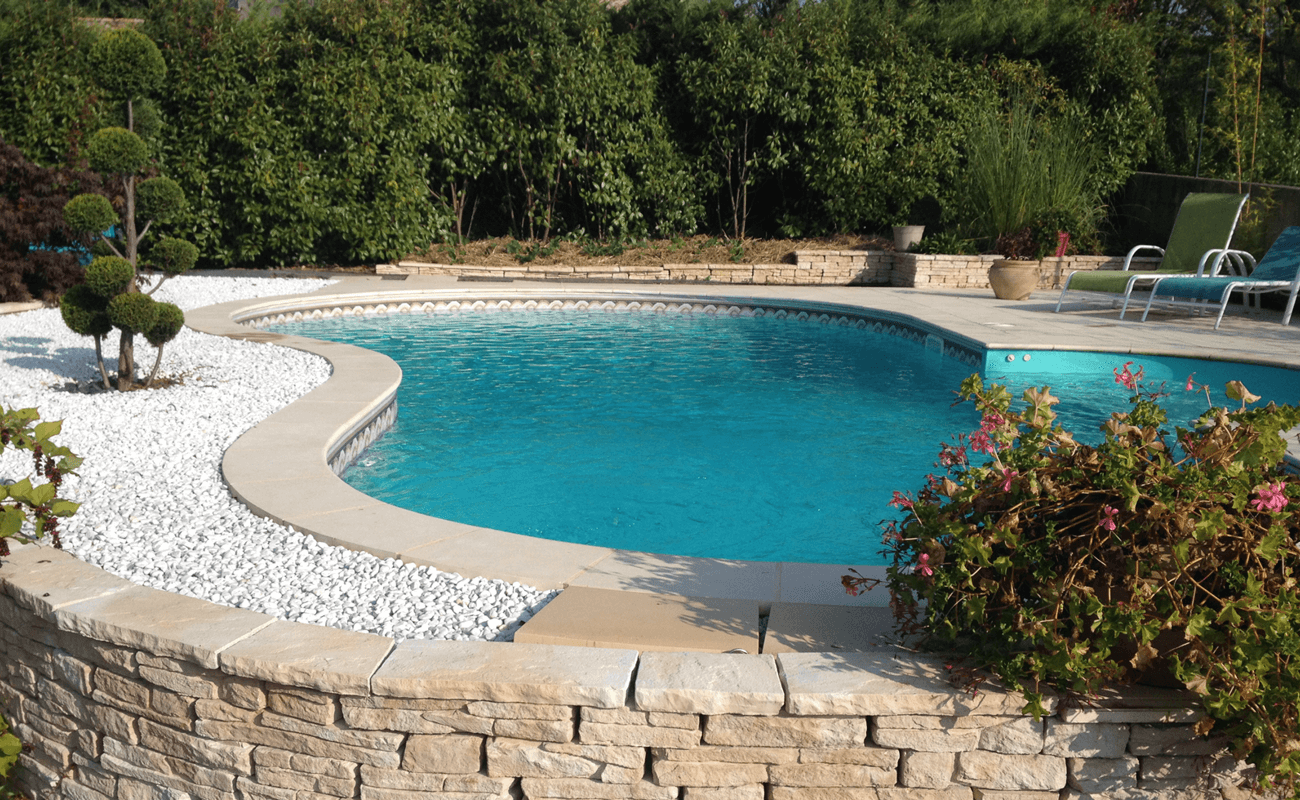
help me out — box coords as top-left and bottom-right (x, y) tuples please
(1068, 192), (1247, 294)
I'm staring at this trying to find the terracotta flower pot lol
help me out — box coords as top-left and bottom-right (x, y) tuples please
(988, 259), (1040, 300)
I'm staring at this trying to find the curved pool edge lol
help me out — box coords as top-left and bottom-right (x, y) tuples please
(186, 284), (912, 607)
(186, 278), (1300, 605)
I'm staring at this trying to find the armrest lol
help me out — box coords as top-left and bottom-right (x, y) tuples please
(1197, 248), (1257, 277)
(1123, 244), (1165, 271)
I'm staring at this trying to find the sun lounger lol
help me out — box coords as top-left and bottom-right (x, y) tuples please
(1140, 226), (1300, 329)
(1054, 192), (1250, 318)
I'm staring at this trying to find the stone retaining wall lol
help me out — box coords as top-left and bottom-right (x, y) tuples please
(380, 253), (1159, 289)
(0, 546), (1239, 800)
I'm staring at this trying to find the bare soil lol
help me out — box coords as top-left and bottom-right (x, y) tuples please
(405, 233), (893, 269)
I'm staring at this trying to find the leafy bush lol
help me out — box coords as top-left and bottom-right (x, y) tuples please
(851, 368), (1300, 795)
(0, 0), (97, 168)
(0, 138), (100, 302)
(0, 405), (80, 554)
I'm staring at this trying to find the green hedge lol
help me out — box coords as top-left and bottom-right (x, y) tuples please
(0, 0), (1181, 266)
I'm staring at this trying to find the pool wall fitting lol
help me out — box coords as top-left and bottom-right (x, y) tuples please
(0, 544), (1242, 800)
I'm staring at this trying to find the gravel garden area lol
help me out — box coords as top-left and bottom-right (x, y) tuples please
(0, 275), (557, 642)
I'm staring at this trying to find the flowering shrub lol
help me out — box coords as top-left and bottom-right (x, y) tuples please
(0, 405), (80, 555)
(847, 367), (1300, 795)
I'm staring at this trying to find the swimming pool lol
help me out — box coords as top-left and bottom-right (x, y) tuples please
(274, 306), (1300, 566)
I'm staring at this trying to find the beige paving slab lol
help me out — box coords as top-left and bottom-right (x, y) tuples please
(513, 587), (759, 653)
(400, 528), (611, 590)
(292, 504), (486, 562)
(634, 651), (784, 715)
(222, 468), (380, 528)
(778, 650), (1051, 717)
(762, 603), (896, 654)
(777, 563), (889, 607)
(0, 300), (42, 316)
(567, 551), (780, 602)
(370, 639), (637, 707)
(0, 544), (130, 616)
(52, 584), (274, 670)
(218, 619), (395, 696)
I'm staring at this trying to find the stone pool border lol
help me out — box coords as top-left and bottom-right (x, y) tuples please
(185, 283), (1300, 602)
(2, 280), (1290, 800)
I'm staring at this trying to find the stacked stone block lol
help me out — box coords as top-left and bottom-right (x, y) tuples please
(384, 252), (890, 286)
(0, 546), (1243, 800)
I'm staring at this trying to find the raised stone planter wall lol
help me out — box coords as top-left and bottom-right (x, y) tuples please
(891, 255), (1163, 291)
(381, 252), (1157, 289)
(0, 546), (1238, 800)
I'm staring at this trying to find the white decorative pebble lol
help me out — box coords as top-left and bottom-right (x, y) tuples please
(0, 275), (558, 642)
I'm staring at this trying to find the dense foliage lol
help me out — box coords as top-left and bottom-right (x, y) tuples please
(0, 139), (101, 302)
(0, 405), (80, 555)
(850, 369), (1300, 795)
(9, 0), (1296, 266)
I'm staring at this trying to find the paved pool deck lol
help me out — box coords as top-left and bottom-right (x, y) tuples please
(187, 276), (1300, 652)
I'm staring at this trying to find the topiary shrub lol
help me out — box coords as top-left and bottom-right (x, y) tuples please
(85, 126), (149, 176)
(848, 368), (1300, 796)
(60, 29), (197, 391)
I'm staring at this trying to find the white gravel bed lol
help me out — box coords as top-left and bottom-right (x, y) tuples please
(0, 275), (557, 642)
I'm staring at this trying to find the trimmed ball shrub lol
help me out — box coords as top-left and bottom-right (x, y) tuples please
(86, 127), (149, 176)
(83, 256), (134, 297)
(135, 177), (185, 223)
(145, 302), (185, 347)
(63, 194), (118, 238)
(90, 28), (166, 100)
(147, 237), (198, 275)
(59, 284), (111, 338)
(107, 291), (157, 335)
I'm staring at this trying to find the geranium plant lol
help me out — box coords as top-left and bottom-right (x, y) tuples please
(846, 366), (1300, 795)
(0, 405), (80, 555)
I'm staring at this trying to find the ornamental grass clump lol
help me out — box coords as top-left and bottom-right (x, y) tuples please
(848, 366), (1300, 795)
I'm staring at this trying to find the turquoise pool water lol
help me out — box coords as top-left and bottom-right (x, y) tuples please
(276, 309), (1300, 565)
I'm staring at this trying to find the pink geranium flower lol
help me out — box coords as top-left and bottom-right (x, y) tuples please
(1099, 505), (1119, 531)
(1251, 483), (1289, 513)
(970, 431), (998, 455)
(1001, 469), (1018, 492)
(1185, 373), (1196, 392)
(889, 491), (914, 510)
(1113, 362), (1143, 392)
(917, 553), (933, 577)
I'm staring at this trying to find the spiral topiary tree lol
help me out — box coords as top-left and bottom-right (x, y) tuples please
(59, 28), (197, 391)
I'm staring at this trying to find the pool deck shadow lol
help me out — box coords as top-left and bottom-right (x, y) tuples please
(188, 277), (1300, 652)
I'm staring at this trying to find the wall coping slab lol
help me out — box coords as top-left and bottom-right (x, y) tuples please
(0, 543), (130, 615)
(52, 582), (276, 671)
(634, 653), (784, 715)
(778, 652), (1058, 717)
(370, 639), (638, 707)
(217, 619), (395, 696)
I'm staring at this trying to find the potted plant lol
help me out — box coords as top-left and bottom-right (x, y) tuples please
(958, 103), (1101, 300)
(847, 367), (1300, 795)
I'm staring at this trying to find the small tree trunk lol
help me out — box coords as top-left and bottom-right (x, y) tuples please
(145, 343), (165, 388)
(93, 335), (111, 390)
(117, 334), (136, 391)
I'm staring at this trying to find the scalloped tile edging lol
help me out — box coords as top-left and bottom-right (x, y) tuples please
(0, 543), (1240, 800)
